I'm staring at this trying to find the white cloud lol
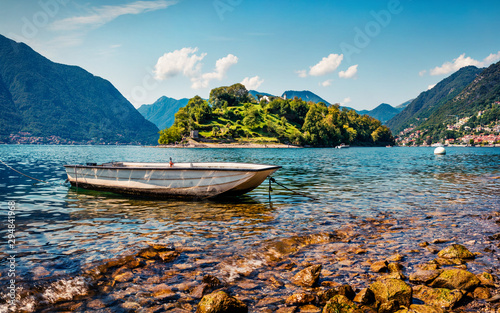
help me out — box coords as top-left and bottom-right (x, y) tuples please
(484, 51), (500, 64)
(309, 53), (343, 76)
(191, 54), (238, 89)
(419, 70), (427, 77)
(154, 48), (238, 89)
(425, 51), (500, 76)
(427, 84), (436, 90)
(341, 97), (351, 105)
(320, 79), (332, 87)
(296, 70), (307, 78)
(50, 0), (176, 31)
(430, 54), (482, 76)
(338, 64), (358, 79)
(154, 47), (206, 80)
(241, 76), (264, 90)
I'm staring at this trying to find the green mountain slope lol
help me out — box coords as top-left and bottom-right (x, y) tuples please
(386, 66), (483, 132)
(0, 34), (159, 144)
(138, 96), (189, 130)
(422, 61), (500, 129)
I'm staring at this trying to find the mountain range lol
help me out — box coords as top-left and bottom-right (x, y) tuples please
(2, 33), (496, 145)
(0, 34), (158, 144)
(358, 103), (404, 124)
(137, 96), (189, 131)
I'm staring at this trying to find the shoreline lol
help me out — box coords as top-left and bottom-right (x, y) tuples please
(3, 210), (499, 312)
(152, 139), (300, 149)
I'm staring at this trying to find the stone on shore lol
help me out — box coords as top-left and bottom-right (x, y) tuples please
(476, 272), (496, 287)
(353, 288), (374, 305)
(429, 269), (480, 290)
(409, 269), (443, 284)
(368, 278), (412, 312)
(388, 262), (404, 273)
(472, 286), (491, 299)
(285, 293), (315, 306)
(322, 295), (361, 313)
(292, 264), (322, 287)
(413, 285), (463, 309)
(370, 260), (388, 273)
(437, 244), (474, 260)
(394, 304), (445, 313)
(317, 285), (356, 305)
(196, 291), (247, 313)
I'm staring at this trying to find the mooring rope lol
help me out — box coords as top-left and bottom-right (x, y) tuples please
(268, 177), (319, 200)
(0, 159), (65, 185)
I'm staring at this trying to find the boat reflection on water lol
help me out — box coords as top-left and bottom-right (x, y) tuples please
(64, 187), (278, 230)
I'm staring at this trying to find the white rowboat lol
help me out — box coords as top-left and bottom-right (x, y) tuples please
(64, 162), (281, 198)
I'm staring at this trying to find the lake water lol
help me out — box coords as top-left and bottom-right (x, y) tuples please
(0, 145), (499, 310)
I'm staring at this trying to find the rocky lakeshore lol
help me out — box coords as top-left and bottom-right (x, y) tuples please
(2, 210), (500, 313)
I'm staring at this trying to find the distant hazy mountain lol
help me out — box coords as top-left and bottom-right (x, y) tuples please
(282, 90), (330, 104)
(386, 66), (483, 132)
(0, 34), (159, 144)
(396, 99), (413, 109)
(138, 96), (189, 130)
(248, 90), (276, 101)
(358, 103), (402, 124)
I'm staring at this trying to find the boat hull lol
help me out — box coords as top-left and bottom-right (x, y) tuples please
(64, 162), (280, 198)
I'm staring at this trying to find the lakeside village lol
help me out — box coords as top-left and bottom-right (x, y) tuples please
(395, 111), (500, 147)
(1, 133), (137, 145)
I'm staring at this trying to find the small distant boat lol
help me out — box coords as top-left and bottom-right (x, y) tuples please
(64, 162), (281, 198)
(336, 143), (350, 149)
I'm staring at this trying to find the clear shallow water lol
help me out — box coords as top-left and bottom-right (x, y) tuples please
(0, 145), (499, 283)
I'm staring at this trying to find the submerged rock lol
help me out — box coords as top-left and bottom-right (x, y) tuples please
(368, 278), (412, 312)
(196, 291), (247, 313)
(203, 275), (222, 288)
(191, 283), (211, 299)
(413, 285), (464, 309)
(437, 244), (475, 260)
(429, 269), (480, 291)
(292, 264), (322, 287)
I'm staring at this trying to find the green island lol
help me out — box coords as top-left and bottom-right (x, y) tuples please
(159, 83), (394, 147)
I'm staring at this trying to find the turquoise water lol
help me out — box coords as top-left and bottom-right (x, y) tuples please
(0, 145), (499, 282)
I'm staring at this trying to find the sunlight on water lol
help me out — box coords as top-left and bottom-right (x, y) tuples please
(0, 146), (499, 296)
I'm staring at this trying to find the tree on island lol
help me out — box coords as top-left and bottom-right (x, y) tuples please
(158, 83), (395, 146)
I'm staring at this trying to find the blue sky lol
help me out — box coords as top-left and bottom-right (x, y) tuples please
(1, 0), (499, 110)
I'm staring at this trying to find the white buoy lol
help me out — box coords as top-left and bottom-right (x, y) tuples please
(434, 147), (446, 155)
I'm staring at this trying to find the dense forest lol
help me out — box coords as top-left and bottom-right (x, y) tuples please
(159, 84), (394, 147)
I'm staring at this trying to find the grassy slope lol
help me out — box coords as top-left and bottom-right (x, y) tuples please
(195, 104), (299, 144)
